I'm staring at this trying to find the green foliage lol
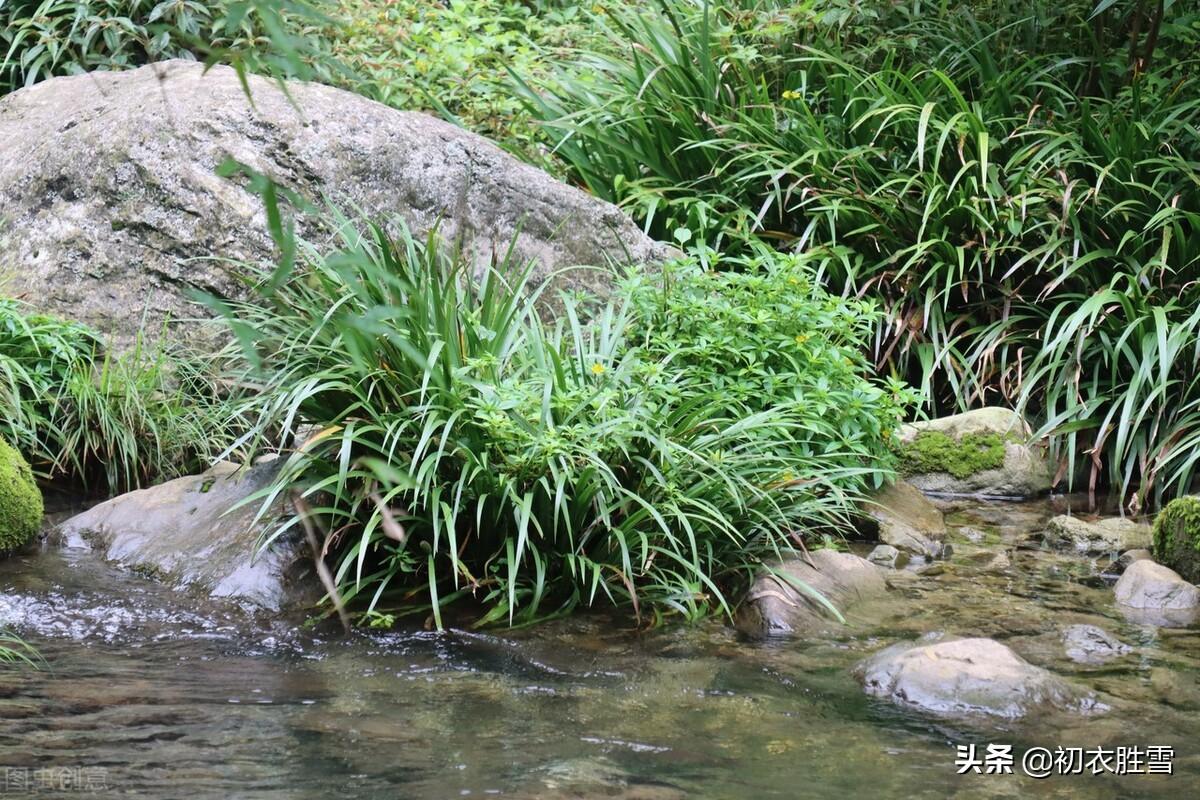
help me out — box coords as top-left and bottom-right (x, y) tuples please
(331, 0), (629, 172)
(1152, 496), (1200, 584)
(899, 431), (1007, 480)
(211, 193), (908, 626)
(0, 0), (337, 96)
(0, 628), (41, 669)
(0, 299), (238, 493)
(0, 433), (42, 552)
(518, 0), (1200, 506)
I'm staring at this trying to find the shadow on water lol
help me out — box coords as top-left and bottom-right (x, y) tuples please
(2, 495), (1198, 799)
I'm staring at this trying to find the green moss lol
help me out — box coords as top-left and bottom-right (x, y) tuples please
(1153, 496), (1200, 584)
(0, 436), (43, 554)
(899, 431), (1007, 479)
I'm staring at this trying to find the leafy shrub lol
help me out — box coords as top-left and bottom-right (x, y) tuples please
(519, 0), (1200, 507)
(331, 0), (632, 172)
(213, 202), (908, 626)
(0, 0), (336, 95)
(0, 299), (237, 493)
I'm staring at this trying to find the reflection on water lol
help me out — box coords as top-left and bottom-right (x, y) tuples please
(2, 496), (1198, 799)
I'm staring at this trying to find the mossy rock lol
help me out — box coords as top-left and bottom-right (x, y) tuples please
(0, 435), (43, 554)
(900, 431), (1008, 479)
(895, 407), (1053, 498)
(1153, 497), (1200, 584)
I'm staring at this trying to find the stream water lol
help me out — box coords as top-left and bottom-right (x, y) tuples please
(2, 496), (1199, 799)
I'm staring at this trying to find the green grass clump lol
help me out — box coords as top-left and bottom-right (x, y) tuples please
(518, 0), (1200, 506)
(1, 299), (239, 494)
(0, 628), (41, 669)
(899, 431), (1006, 480)
(0, 0), (337, 96)
(1152, 497), (1200, 584)
(0, 434), (42, 553)
(212, 188), (909, 626)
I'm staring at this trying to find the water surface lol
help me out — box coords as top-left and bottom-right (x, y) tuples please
(2, 496), (1198, 799)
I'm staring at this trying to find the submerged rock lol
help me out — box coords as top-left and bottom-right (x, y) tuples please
(1042, 515), (1152, 554)
(736, 550), (886, 638)
(0, 435), (43, 554)
(897, 407), (1053, 498)
(856, 635), (1098, 719)
(1151, 496), (1200, 584)
(57, 461), (316, 611)
(866, 544), (909, 569)
(1061, 624), (1132, 664)
(1113, 559), (1200, 627)
(0, 60), (673, 351)
(859, 481), (947, 558)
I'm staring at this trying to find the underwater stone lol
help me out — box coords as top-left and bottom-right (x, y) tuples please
(856, 635), (1100, 719)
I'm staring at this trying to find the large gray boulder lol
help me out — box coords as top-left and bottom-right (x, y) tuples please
(736, 549), (886, 637)
(898, 407), (1053, 498)
(0, 60), (674, 350)
(57, 460), (315, 611)
(1113, 559), (1200, 627)
(1041, 514), (1152, 554)
(859, 481), (947, 558)
(856, 636), (1099, 719)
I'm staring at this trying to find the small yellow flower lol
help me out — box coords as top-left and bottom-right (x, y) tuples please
(794, 334), (809, 346)
(781, 90), (802, 101)
(591, 363), (606, 375)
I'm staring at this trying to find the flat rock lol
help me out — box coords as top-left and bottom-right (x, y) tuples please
(1042, 515), (1152, 554)
(856, 636), (1099, 719)
(1113, 559), (1200, 627)
(859, 481), (947, 558)
(736, 550), (886, 638)
(898, 408), (1053, 498)
(866, 544), (909, 569)
(0, 60), (674, 351)
(1061, 624), (1131, 664)
(57, 460), (315, 611)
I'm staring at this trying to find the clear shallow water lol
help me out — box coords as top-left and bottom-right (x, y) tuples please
(2, 497), (1199, 799)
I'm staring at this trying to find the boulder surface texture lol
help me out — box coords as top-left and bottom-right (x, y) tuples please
(58, 460), (314, 611)
(0, 60), (674, 350)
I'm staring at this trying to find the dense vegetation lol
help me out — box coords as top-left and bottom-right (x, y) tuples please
(519, 0), (1200, 509)
(212, 201), (907, 624)
(2, 0), (1198, 625)
(0, 300), (235, 493)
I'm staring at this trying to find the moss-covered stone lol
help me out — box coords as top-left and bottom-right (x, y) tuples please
(1153, 496), (1200, 584)
(899, 431), (1008, 479)
(0, 435), (43, 553)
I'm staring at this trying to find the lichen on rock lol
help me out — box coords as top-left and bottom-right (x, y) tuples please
(1152, 496), (1200, 584)
(0, 435), (43, 554)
